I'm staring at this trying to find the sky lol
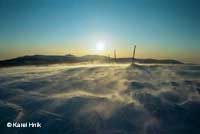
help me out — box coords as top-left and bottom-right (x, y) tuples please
(0, 0), (199, 63)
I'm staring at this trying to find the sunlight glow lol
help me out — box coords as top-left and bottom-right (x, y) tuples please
(96, 42), (105, 51)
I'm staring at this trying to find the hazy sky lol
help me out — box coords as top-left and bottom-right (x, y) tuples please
(0, 0), (199, 63)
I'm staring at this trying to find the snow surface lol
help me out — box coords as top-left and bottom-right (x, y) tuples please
(0, 64), (200, 134)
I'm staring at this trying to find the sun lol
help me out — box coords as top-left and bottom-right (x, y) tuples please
(96, 42), (105, 51)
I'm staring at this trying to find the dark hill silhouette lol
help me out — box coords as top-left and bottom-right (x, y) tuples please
(116, 57), (183, 64)
(0, 54), (183, 67)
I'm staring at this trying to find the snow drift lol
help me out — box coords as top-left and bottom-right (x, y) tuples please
(0, 64), (199, 134)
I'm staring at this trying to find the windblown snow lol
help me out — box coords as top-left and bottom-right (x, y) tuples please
(0, 64), (200, 134)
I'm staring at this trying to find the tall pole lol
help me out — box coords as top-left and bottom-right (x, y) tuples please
(108, 54), (110, 63)
(114, 49), (117, 63)
(132, 45), (136, 65)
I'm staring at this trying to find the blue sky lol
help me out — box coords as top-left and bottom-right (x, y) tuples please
(0, 0), (199, 63)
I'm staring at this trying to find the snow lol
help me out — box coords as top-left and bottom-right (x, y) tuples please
(0, 63), (200, 134)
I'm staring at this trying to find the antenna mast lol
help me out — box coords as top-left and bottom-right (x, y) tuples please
(132, 45), (136, 65)
(114, 49), (117, 63)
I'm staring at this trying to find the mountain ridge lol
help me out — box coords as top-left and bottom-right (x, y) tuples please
(0, 54), (183, 67)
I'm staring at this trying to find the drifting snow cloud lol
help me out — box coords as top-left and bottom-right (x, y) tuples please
(0, 64), (199, 134)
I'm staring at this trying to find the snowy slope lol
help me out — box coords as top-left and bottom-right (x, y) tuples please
(0, 64), (199, 134)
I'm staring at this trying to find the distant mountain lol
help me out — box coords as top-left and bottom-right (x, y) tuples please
(80, 55), (108, 61)
(0, 55), (79, 67)
(0, 54), (183, 67)
(116, 58), (183, 64)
